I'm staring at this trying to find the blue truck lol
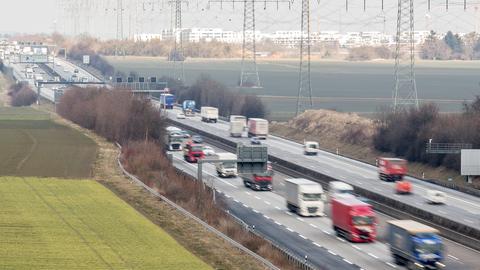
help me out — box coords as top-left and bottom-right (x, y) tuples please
(388, 220), (444, 270)
(182, 100), (196, 116)
(160, 94), (175, 109)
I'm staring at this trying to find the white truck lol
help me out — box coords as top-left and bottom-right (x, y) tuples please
(215, 152), (238, 178)
(201, 106), (219, 123)
(229, 115), (246, 137)
(247, 118), (268, 139)
(304, 141), (319, 155)
(285, 178), (325, 217)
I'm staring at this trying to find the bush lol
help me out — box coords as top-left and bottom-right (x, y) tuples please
(8, 82), (37, 106)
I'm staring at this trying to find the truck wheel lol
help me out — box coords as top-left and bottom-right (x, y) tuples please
(393, 255), (403, 265)
(243, 180), (249, 187)
(406, 261), (415, 270)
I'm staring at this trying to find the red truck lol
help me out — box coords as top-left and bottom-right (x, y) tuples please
(242, 172), (273, 191)
(331, 197), (376, 243)
(378, 157), (407, 182)
(183, 141), (204, 163)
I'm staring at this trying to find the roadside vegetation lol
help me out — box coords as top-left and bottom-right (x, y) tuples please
(57, 86), (300, 270)
(7, 82), (37, 107)
(0, 177), (211, 270)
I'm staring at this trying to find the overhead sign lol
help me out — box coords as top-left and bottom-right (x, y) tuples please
(83, 55), (90, 65)
(236, 143), (268, 174)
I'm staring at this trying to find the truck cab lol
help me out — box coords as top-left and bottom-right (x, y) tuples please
(378, 157), (408, 182)
(331, 197), (376, 242)
(182, 100), (196, 116)
(388, 220), (444, 269)
(183, 142), (204, 163)
(215, 153), (238, 178)
(243, 171), (273, 191)
(285, 178), (325, 217)
(304, 141), (319, 155)
(165, 132), (184, 151)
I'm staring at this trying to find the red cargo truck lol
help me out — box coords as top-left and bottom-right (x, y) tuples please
(378, 157), (407, 182)
(331, 197), (376, 243)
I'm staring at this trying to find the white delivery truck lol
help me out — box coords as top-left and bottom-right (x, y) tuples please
(215, 152), (238, 178)
(229, 115), (247, 137)
(304, 141), (319, 155)
(285, 178), (325, 217)
(201, 106), (219, 123)
(247, 118), (268, 139)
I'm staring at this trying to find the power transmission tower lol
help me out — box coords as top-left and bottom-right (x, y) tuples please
(240, 0), (260, 88)
(393, 0), (419, 112)
(209, 0), (289, 88)
(168, 0), (186, 82)
(116, 0), (125, 56)
(296, 0), (313, 116)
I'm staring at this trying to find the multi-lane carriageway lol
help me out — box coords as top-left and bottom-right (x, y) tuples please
(170, 142), (479, 270)
(162, 108), (480, 269)
(164, 108), (480, 232)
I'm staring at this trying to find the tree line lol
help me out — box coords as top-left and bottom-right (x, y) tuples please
(420, 31), (480, 60)
(373, 98), (480, 171)
(57, 87), (165, 145)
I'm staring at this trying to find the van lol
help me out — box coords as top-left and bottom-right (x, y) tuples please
(328, 181), (354, 202)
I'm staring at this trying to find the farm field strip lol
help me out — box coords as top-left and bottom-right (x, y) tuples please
(0, 177), (211, 270)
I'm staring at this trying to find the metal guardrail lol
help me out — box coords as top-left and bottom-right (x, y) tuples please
(114, 143), (281, 270)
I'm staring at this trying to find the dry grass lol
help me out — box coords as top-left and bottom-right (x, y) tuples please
(271, 109), (466, 185)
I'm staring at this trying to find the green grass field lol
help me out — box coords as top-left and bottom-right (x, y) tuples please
(0, 107), (97, 178)
(0, 177), (211, 270)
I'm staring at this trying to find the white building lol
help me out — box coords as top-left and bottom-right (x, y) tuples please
(134, 33), (163, 42)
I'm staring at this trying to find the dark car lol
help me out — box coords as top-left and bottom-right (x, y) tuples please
(192, 135), (203, 144)
(250, 137), (261, 145)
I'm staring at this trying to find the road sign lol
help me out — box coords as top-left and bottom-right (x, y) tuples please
(236, 143), (268, 174)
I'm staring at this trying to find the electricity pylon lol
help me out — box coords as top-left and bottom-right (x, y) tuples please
(296, 0), (313, 116)
(169, 0), (186, 82)
(393, 0), (419, 112)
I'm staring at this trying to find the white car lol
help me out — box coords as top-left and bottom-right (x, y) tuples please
(203, 146), (215, 156)
(176, 112), (186, 119)
(425, 190), (447, 205)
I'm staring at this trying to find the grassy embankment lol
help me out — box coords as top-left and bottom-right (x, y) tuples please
(270, 109), (465, 186)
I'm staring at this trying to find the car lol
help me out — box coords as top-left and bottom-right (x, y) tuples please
(395, 180), (412, 194)
(192, 135), (203, 144)
(176, 112), (186, 119)
(179, 130), (191, 138)
(250, 137), (261, 145)
(202, 146), (215, 156)
(425, 190), (446, 204)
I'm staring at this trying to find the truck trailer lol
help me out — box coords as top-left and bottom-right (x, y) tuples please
(247, 118), (268, 139)
(214, 152), (238, 178)
(160, 94), (175, 109)
(331, 197), (376, 243)
(387, 220), (444, 269)
(201, 106), (219, 123)
(378, 157), (407, 182)
(285, 178), (325, 217)
(229, 115), (247, 137)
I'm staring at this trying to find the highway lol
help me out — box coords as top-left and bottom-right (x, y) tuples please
(164, 108), (480, 233)
(169, 143), (480, 270)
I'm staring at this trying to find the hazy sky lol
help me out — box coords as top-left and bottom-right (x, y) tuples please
(1, 0), (479, 37)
